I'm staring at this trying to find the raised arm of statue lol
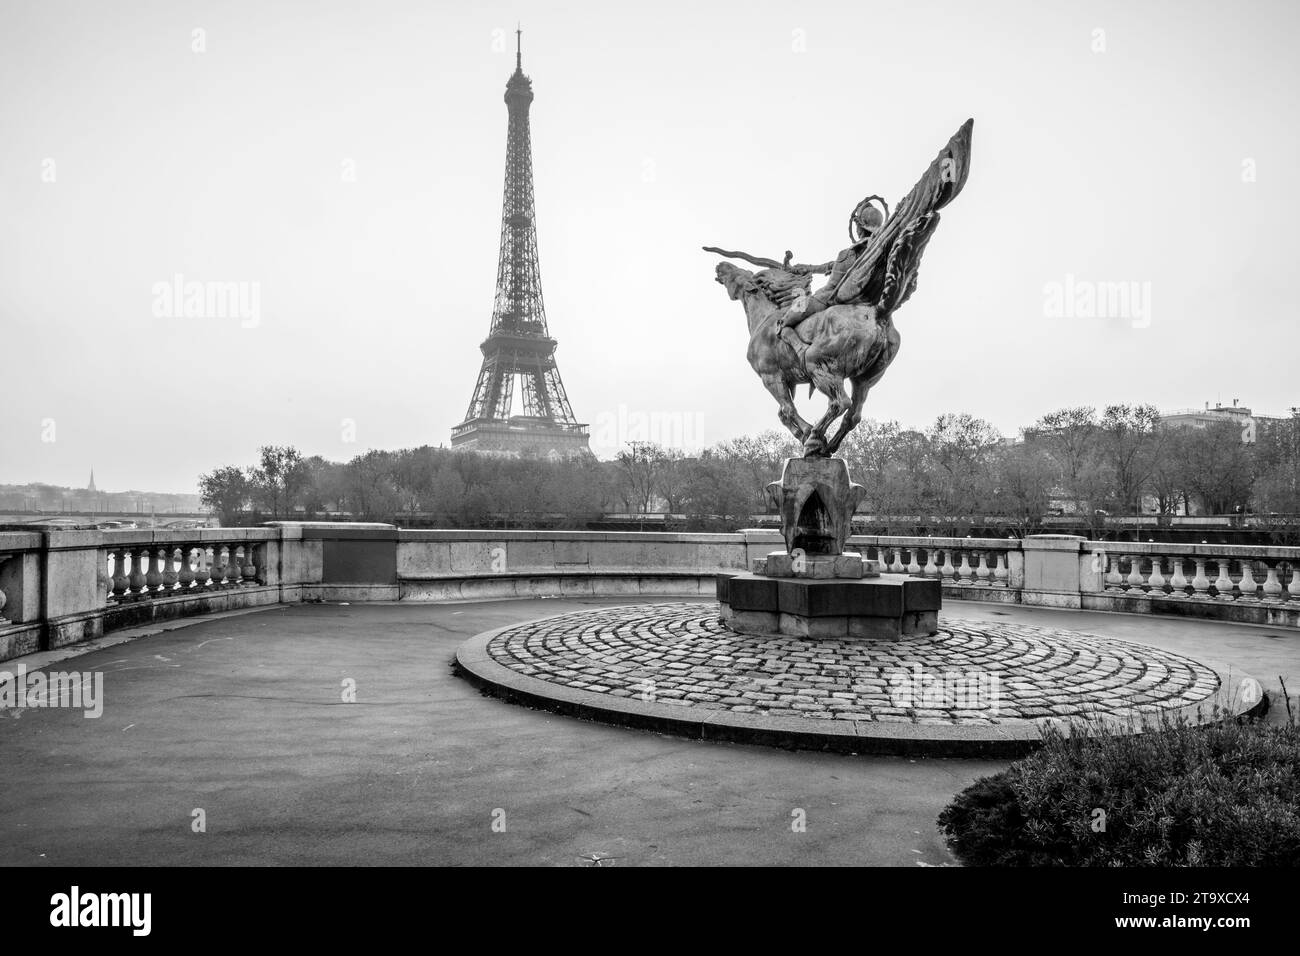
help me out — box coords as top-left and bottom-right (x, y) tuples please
(786, 259), (835, 276)
(702, 246), (834, 277)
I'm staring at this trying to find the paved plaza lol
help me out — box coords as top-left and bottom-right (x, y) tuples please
(1, 597), (1296, 866)
(480, 602), (1225, 723)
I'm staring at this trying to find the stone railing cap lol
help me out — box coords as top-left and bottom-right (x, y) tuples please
(262, 521), (396, 529)
(397, 529), (747, 544)
(1022, 534), (1086, 550)
(0, 531), (43, 551)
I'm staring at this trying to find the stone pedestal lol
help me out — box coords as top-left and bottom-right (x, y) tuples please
(719, 455), (942, 640)
(754, 551), (880, 579)
(717, 572), (940, 641)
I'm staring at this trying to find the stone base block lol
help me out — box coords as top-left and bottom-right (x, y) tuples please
(848, 616), (903, 640)
(903, 610), (938, 636)
(719, 572), (941, 641)
(758, 551), (880, 580)
(779, 613), (848, 638)
(833, 554), (866, 578)
(729, 609), (780, 635)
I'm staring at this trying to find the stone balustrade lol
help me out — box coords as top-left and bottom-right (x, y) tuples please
(1084, 540), (1300, 626)
(847, 535), (1024, 603)
(2, 526), (1299, 664)
(103, 541), (263, 604)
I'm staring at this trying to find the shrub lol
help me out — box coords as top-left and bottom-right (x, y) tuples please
(938, 718), (1300, 866)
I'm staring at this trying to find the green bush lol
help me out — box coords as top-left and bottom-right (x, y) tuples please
(939, 718), (1300, 866)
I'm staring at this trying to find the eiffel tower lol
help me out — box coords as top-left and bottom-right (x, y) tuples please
(451, 30), (589, 458)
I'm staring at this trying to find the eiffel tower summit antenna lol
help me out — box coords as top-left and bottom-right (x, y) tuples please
(450, 33), (589, 458)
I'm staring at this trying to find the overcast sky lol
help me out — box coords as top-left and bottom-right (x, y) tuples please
(2, 0), (1297, 493)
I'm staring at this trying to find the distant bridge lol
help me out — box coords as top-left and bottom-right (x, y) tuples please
(0, 510), (212, 529)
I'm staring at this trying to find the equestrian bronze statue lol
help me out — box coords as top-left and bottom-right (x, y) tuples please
(705, 118), (973, 457)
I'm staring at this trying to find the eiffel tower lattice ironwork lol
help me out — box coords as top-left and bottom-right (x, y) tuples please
(451, 30), (589, 457)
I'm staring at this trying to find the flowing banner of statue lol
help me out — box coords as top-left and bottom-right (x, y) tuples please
(706, 119), (972, 640)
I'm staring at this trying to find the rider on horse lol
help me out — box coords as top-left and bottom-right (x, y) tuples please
(777, 195), (888, 363)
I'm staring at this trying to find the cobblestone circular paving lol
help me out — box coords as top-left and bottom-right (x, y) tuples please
(481, 602), (1224, 725)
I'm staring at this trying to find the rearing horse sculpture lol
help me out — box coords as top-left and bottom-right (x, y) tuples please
(715, 261), (898, 456)
(706, 119), (973, 457)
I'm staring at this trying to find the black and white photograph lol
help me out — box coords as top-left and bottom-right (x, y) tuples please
(0, 0), (1294, 935)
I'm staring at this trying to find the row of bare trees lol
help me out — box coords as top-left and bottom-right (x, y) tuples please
(197, 407), (1300, 534)
(614, 405), (1300, 535)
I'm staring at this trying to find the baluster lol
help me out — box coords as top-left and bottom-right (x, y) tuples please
(1213, 559), (1235, 602)
(216, 546), (232, 587)
(145, 547), (163, 595)
(161, 546), (179, 592)
(888, 548), (904, 573)
(957, 551), (973, 584)
(194, 546), (212, 588)
(1262, 564), (1283, 603)
(1237, 561), (1259, 602)
(111, 550), (129, 600)
(906, 548), (920, 575)
(1126, 555), (1145, 591)
(1190, 558), (1211, 600)
(993, 551), (1009, 587)
(1147, 556), (1166, 597)
(975, 552), (991, 585)
(128, 547), (148, 598)
(1105, 555), (1125, 592)
(1168, 557), (1188, 599)
(116, 548), (129, 598)
(177, 546), (196, 589)
(922, 548), (938, 577)
(1288, 562), (1300, 603)
(941, 550), (956, 583)
(243, 544), (259, 584)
